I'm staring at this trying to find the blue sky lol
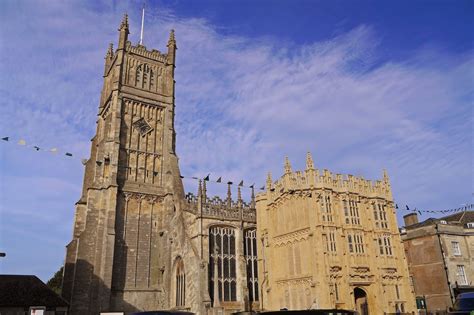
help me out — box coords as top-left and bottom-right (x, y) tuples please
(0, 0), (472, 282)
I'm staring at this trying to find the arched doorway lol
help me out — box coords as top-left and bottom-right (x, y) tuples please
(354, 287), (368, 315)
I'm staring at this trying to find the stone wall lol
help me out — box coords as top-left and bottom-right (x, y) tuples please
(256, 153), (416, 314)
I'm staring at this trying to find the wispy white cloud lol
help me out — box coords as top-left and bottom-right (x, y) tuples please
(0, 1), (472, 281)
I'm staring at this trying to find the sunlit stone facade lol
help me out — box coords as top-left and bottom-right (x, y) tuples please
(256, 154), (416, 314)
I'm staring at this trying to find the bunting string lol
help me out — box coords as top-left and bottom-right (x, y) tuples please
(1, 135), (262, 190)
(392, 202), (473, 215)
(1, 136), (87, 163)
(2, 136), (472, 210)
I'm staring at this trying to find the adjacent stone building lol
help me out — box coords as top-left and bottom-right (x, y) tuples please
(62, 15), (258, 315)
(256, 154), (416, 314)
(401, 211), (474, 313)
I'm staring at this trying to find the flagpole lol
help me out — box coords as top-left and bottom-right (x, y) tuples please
(139, 3), (145, 45)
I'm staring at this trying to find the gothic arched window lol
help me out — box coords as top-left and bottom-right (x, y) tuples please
(244, 228), (259, 302)
(135, 64), (154, 90)
(175, 257), (185, 307)
(209, 226), (237, 303)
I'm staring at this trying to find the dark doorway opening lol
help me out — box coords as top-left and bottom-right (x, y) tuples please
(354, 287), (368, 315)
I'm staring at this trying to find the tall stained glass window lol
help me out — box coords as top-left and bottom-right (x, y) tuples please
(209, 226), (237, 303)
(244, 228), (259, 302)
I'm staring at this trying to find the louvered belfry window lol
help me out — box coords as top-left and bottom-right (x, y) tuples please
(209, 226), (237, 302)
(244, 228), (259, 301)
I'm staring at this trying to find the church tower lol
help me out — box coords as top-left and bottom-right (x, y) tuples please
(62, 14), (185, 313)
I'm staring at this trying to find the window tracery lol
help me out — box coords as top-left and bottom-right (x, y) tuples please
(175, 257), (185, 307)
(209, 226), (237, 303)
(135, 63), (155, 90)
(244, 228), (259, 302)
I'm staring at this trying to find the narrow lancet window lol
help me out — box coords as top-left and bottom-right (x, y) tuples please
(244, 228), (259, 302)
(175, 257), (185, 307)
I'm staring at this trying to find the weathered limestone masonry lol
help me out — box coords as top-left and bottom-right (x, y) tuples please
(63, 14), (185, 313)
(256, 153), (416, 314)
(62, 15), (259, 315)
(183, 181), (259, 314)
(401, 211), (474, 313)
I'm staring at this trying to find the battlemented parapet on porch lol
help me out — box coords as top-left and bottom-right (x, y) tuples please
(264, 154), (393, 201)
(256, 152), (416, 314)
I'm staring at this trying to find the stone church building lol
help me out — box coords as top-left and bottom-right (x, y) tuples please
(62, 15), (414, 315)
(62, 15), (258, 315)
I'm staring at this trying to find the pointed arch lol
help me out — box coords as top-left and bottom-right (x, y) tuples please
(135, 63), (154, 90)
(209, 225), (237, 303)
(174, 256), (185, 307)
(354, 287), (369, 315)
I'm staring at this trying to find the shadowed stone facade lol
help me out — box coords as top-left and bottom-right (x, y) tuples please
(62, 15), (258, 315)
(256, 154), (417, 314)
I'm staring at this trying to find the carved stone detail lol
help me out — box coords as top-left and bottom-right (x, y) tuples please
(274, 228), (311, 247)
(276, 275), (313, 286)
(132, 117), (153, 136)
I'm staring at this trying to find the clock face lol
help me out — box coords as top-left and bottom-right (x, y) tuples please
(132, 117), (153, 136)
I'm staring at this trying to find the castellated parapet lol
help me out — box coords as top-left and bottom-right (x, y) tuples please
(256, 152), (416, 314)
(184, 181), (256, 222)
(265, 153), (393, 201)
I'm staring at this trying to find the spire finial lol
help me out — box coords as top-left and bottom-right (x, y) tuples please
(227, 182), (232, 203)
(237, 186), (242, 202)
(251, 186), (255, 207)
(106, 43), (114, 58)
(383, 169), (389, 182)
(118, 13), (130, 49)
(203, 179), (207, 197)
(168, 29), (176, 46)
(284, 156), (292, 174)
(167, 29), (177, 66)
(306, 152), (314, 170)
(266, 172), (272, 190)
(119, 13), (129, 31)
(198, 180), (202, 197)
